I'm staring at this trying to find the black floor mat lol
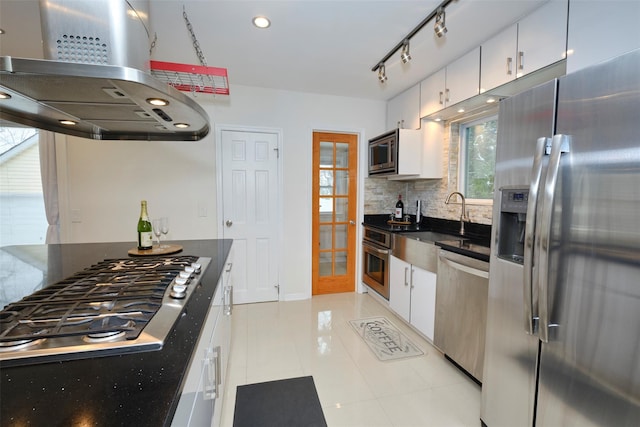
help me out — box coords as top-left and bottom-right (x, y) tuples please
(233, 376), (327, 427)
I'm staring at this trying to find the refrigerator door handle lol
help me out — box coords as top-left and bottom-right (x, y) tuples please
(538, 134), (571, 343)
(523, 137), (550, 335)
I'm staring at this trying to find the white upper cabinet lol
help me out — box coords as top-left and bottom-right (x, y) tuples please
(566, 0), (640, 73)
(420, 47), (480, 117)
(517, 0), (568, 76)
(419, 68), (446, 118)
(445, 47), (481, 106)
(386, 84), (421, 131)
(480, 24), (518, 92)
(387, 121), (443, 180)
(481, 0), (568, 92)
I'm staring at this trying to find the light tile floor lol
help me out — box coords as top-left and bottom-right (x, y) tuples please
(220, 292), (481, 427)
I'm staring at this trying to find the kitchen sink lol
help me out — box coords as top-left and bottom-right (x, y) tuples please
(392, 232), (462, 273)
(398, 231), (463, 243)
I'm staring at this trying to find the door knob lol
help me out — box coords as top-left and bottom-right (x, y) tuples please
(349, 220), (356, 225)
(225, 220), (233, 227)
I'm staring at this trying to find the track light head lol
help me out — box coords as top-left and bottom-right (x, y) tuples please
(434, 7), (447, 38)
(400, 40), (411, 64)
(378, 63), (388, 83)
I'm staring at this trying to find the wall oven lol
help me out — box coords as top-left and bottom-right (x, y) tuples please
(362, 226), (391, 299)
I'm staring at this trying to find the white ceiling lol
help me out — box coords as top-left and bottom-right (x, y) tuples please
(0, 0), (549, 101)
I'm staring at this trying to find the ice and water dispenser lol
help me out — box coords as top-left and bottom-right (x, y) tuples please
(498, 188), (529, 264)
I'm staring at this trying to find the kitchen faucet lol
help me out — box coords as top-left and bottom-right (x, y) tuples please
(445, 192), (469, 235)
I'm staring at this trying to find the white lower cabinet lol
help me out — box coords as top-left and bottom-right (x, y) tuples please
(172, 249), (234, 427)
(389, 255), (437, 341)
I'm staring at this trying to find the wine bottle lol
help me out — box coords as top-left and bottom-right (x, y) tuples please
(137, 200), (153, 250)
(395, 194), (404, 220)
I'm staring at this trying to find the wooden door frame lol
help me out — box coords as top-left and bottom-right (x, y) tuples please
(215, 124), (284, 300)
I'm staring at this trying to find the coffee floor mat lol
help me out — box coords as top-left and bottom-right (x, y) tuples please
(349, 316), (424, 361)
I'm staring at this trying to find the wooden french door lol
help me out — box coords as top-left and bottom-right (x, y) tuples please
(312, 132), (358, 295)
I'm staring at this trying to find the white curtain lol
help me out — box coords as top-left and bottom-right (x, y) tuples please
(38, 131), (60, 243)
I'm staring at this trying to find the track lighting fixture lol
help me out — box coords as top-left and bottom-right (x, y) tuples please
(434, 7), (447, 38)
(400, 40), (411, 63)
(378, 63), (387, 83)
(370, 0), (453, 79)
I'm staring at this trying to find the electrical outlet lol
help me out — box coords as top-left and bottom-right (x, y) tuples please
(71, 209), (82, 223)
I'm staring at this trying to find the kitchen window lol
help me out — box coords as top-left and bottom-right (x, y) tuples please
(0, 127), (47, 246)
(458, 115), (497, 202)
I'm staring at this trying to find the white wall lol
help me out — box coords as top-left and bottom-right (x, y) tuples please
(56, 83), (386, 300)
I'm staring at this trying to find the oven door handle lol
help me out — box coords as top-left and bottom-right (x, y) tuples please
(363, 244), (390, 255)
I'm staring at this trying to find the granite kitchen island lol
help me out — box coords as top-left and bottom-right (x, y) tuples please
(0, 239), (232, 427)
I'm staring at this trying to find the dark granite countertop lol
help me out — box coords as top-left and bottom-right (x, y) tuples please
(0, 239), (232, 427)
(363, 214), (492, 262)
(435, 239), (491, 263)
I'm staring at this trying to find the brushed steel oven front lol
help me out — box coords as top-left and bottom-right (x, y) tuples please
(362, 226), (391, 299)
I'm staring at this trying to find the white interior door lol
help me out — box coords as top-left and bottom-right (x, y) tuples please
(220, 129), (280, 304)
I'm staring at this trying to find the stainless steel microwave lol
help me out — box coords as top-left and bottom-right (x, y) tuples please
(368, 129), (398, 175)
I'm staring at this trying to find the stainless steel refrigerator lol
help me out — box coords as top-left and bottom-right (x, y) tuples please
(481, 49), (640, 426)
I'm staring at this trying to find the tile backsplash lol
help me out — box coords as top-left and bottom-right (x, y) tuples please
(364, 121), (493, 225)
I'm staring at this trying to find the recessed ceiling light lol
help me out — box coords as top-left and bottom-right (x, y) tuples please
(147, 98), (169, 106)
(174, 123), (190, 129)
(59, 119), (77, 126)
(252, 16), (271, 29)
(0, 91), (11, 99)
(486, 97), (497, 104)
(457, 108), (465, 113)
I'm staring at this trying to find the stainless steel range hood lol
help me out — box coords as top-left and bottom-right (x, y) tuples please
(0, 0), (210, 141)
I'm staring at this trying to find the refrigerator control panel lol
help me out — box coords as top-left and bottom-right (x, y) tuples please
(501, 189), (529, 213)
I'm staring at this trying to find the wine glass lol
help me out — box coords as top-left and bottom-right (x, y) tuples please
(160, 217), (169, 248)
(152, 219), (162, 248)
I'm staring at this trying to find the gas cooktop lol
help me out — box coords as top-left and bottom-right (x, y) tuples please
(0, 255), (210, 367)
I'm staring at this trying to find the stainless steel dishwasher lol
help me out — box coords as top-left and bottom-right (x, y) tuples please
(434, 249), (489, 383)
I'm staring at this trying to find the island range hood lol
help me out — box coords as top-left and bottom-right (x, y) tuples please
(0, 0), (210, 141)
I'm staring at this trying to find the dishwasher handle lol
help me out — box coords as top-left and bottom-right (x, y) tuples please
(438, 251), (489, 279)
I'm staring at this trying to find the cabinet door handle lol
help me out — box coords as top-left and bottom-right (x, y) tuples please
(518, 51), (524, 71)
(203, 346), (222, 400)
(214, 345), (222, 392)
(439, 255), (489, 279)
(439, 91), (444, 105)
(410, 268), (414, 289)
(445, 88), (450, 103)
(404, 267), (409, 286)
(224, 285), (233, 316)
(203, 347), (217, 400)
(507, 57), (513, 75)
